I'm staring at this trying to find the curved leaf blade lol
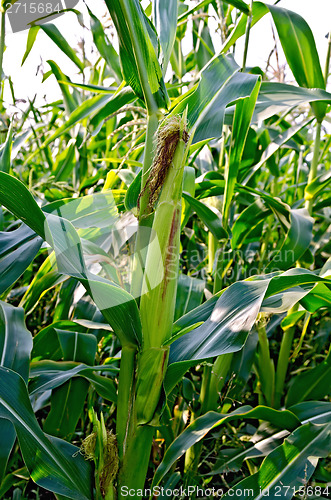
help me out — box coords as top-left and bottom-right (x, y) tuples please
(0, 367), (93, 500)
(105, 0), (169, 109)
(268, 5), (326, 121)
(182, 192), (227, 240)
(0, 224), (42, 295)
(265, 209), (313, 272)
(221, 423), (331, 499)
(153, 405), (301, 486)
(169, 279), (270, 363)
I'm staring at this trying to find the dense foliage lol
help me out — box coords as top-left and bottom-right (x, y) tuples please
(0, 0), (331, 499)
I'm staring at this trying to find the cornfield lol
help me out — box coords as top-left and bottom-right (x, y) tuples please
(0, 0), (331, 499)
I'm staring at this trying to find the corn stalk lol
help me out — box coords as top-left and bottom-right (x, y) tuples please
(116, 113), (191, 498)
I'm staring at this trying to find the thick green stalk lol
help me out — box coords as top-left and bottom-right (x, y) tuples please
(116, 348), (157, 499)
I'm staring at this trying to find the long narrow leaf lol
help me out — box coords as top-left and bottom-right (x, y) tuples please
(0, 367), (93, 500)
(153, 405), (301, 486)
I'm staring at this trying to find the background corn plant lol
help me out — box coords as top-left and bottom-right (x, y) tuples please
(0, 0), (331, 499)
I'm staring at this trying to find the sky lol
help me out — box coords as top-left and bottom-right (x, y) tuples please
(2, 0), (331, 111)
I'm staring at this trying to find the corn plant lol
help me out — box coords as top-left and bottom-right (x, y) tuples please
(0, 1), (331, 499)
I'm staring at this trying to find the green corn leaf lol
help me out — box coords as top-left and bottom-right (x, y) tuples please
(52, 140), (76, 182)
(45, 379), (91, 441)
(47, 60), (79, 115)
(179, 269), (331, 330)
(20, 266), (66, 316)
(57, 81), (118, 94)
(209, 401), (331, 475)
(171, 54), (259, 143)
(224, 0), (250, 13)
(169, 269), (331, 366)
(104, 0), (169, 111)
(29, 361), (118, 403)
(263, 268), (331, 299)
(0, 367), (93, 500)
(175, 274), (205, 321)
(286, 357), (331, 407)
(231, 199), (271, 249)
(25, 87), (136, 162)
(0, 467), (30, 498)
(0, 418), (15, 485)
(124, 169), (142, 211)
(252, 82), (331, 123)
(89, 86), (136, 129)
(178, 0), (250, 24)
(0, 301), (32, 381)
(242, 118), (313, 183)
(169, 279), (270, 363)
(21, 25), (40, 65)
(153, 0), (178, 74)
(221, 2), (269, 54)
(193, 11), (215, 71)
(39, 24), (84, 73)
(289, 401), (331, 425)
(11, 129), (33, 159)
(0, 173), (142, 348)
(265, 209), (313, 272)
(261, 268), (331, 313)
(305, 169), (331, 201)
(43, 191), (119, 229)
(0, 302), (33, 481)
(43, 331), (97, 439)
(221, 422), (331, 499)
(177, 0), (213, 22)
(0, 172), (47, 238)
(222, 79), (261, 228)
(31, 322), (85, 362)
(268, 5), (326, 121)
(31, 320), (113, 361)
(153, 405), (301, 486)
(0, 224), (42, 295)
(209, 432), (286, 475)
(87, 7), (122, 82)
(300, 282), (331, 313)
